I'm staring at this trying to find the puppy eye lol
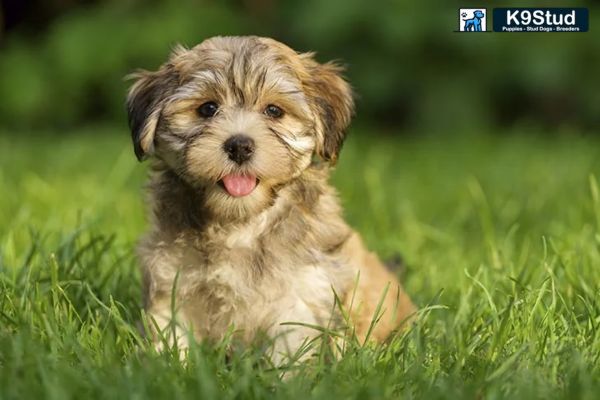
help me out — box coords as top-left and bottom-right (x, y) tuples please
(264, 104), (284, 119)
(197, 101), (219, 118)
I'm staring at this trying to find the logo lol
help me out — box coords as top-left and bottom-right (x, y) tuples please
(493, 8), (589, 32)
(458, 8), (488, 32)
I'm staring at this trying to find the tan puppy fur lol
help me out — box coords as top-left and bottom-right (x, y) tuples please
(127, 36), (414, 362)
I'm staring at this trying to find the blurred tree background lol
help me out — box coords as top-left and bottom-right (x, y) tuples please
(0, 0), (598, 135)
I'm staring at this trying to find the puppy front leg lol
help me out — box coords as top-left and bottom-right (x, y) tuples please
(146, 296), (192, 357)
(268, 300), (325, 367)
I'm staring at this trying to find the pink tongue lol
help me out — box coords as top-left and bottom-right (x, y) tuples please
(221, 174), (257, 197)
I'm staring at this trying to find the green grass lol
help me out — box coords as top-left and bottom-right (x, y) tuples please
(1, 126), (599, 399)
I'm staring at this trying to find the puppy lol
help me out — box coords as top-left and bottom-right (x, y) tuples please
(127, 36), (415, 362)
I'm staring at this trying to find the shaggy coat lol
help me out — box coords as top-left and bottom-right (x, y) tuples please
(127, 36), (414, 362)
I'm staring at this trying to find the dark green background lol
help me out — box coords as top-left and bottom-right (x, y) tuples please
(0, 0), (598, 135)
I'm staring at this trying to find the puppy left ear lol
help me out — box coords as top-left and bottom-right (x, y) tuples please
(302, 56), (355, 164)
(126, 67), (177, 161)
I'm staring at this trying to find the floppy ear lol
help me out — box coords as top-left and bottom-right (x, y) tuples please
(126, 68), (177, 161)
(302, 56), (355, 164)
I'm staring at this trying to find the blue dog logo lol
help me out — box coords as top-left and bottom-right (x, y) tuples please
(460, 9), (486, 31)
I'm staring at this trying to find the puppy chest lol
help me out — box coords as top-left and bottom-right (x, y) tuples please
(181, 249), (343, 336)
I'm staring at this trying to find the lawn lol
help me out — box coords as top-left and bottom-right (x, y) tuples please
(1, 126), (599, 399)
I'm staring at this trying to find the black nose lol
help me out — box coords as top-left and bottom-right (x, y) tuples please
(223, 134), (255, 165)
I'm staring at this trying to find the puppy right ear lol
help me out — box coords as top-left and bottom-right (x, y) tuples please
(299, 55), (355, 165)
(126, 68), (175, 161)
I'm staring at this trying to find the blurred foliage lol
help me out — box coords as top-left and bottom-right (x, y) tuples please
(0, 0), (599, 133)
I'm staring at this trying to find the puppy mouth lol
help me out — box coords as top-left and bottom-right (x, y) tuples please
(218, 174), (258, 197)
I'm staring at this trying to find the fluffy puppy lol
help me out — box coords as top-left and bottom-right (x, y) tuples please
(127, 36), (414, 362)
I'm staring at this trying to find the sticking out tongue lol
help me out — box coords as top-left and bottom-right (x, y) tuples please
(221, 174), (257, 197)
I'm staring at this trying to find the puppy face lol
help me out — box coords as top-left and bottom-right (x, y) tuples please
(127, 36), (354, 220)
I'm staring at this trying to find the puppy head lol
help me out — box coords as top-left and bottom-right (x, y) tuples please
(127, 36), (354, 219)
